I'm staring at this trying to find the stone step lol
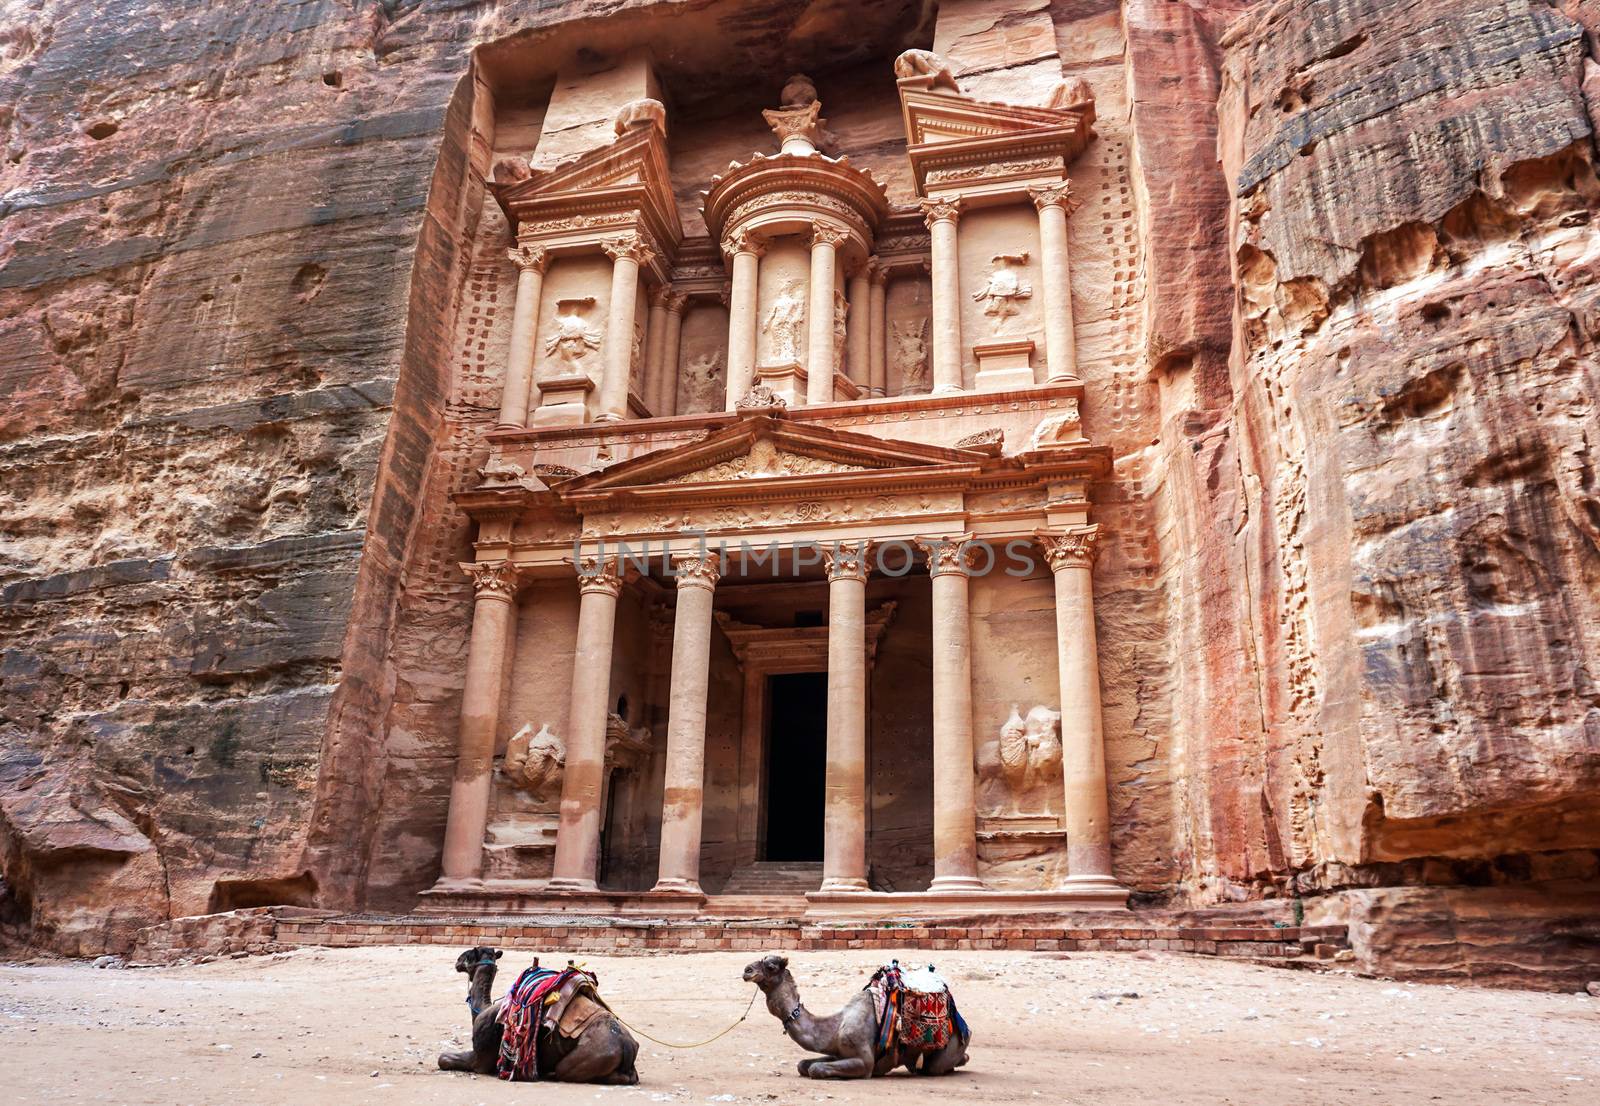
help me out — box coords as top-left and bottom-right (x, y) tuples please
(720, 862), (824, 895)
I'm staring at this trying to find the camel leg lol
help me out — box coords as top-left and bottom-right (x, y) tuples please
(436, 1049), (475, 1072)
(918, 1032), (971, 1076)
(550, 1018), (637, 1084)
(800, 1050), (874, 1079)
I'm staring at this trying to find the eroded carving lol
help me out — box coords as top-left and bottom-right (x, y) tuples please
(972, 252), (1033, 335)
(892, 318), (929, 394)
(978, 705), (1063, 815)
(893, 48), (959, 92)
(544, 298), (602, 374)
(762, 278), (807, 364)
(503, 722), (566, 800)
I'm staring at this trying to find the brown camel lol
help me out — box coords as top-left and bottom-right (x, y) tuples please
(437, 946), (640, 1084)
(743, 954), (970, 1079)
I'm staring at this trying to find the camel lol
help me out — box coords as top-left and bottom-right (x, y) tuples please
(437, 946), (640, 1084)
(743, 955), (970, 1079)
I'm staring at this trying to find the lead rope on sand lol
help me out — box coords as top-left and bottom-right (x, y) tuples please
(606, 988), (761, 1049)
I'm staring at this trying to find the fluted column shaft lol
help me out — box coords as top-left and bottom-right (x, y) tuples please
(659, 293), (687, 416)
(845, 263), (871, 389)
(806, 223), (846, 405)
(1031, 183), (1080, 383)
(548, 558), (622, 890)
(868, 263), (887, 397)
(653, 553), (722, 893)
(821, 542), (870, 892)
(643, 286), (670, 417)
(599, 234), (652, 421)
(1039, 526), (1121, 889)
(923, 199), (964, 395)
(916, 537), (984, 892)
(439, 562), (519, 882)
(497, 246), (548, 428)
(723, 230), (764, 409)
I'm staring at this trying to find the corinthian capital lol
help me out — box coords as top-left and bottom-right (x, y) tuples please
(808, 222), (850, 250)
(506, 244), (550, 273)
(574, 555), (623, 597)
(1028, 181), (1081, 216)
(1036, 524), (1100, 571)
(462, 559), (519, 600)
(919, 197), (963, 228)
(913, 534), (977, 577)
(822, 540), (871, 582)
(603, 232), (656, 267)
(671, 551), (722, 591)
(721, 227), (767, 260)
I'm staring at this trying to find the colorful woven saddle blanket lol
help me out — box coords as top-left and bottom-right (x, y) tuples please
(495, 964), (605, 1081)
(865, 962), (970, 1055)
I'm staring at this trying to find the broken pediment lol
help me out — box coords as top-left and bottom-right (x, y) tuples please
(898, 82), (1095, 197)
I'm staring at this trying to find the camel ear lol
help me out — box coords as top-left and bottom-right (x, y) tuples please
(776, 956), (789, 969)
(494, 949), (503, 959)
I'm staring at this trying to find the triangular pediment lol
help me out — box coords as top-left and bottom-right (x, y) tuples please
(492, 124), (682, 248)
(899, 86), (1088, 148)
(556, 416), (986, 506)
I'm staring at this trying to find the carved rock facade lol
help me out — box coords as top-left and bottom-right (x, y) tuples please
(0, 0), (1596, 985)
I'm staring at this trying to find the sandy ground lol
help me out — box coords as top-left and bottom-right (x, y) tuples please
(1, 946), (1595, 1105)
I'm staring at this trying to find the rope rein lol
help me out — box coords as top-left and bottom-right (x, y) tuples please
(604, 988), (761, 1050)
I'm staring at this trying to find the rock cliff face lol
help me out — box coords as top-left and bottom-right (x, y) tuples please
(3, 0), (1598, 982)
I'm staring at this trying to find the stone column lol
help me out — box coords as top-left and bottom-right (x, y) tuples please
(643, 285), (670, 417)
(722, 229), (765, 409)
(806, 222), (847, 405)
(1038, 526), (1122, 891)
(868, 260), (887, 397)
(1030, 182), (1081, 383)
(652, 551), (722, 893)
(496, 245), (549, 428)
(845, 261), (871, 391)
(547, 557), (622, 891)
(438, 560), (520, 882)
(914, 536), (984, 892)
(658, 292), (688, 416)
(922, 198), (964, 396)
(821, 541), (870, 892)
(598, 233), (653, 421)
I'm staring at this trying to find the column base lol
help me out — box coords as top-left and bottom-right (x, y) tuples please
(592, 411), (624, 423)
(1060, 873), (1127, 896)
(819, 877), (869, 893)
(650, 877), (704, 895)
(427, 875), (485, 893)
(928, 874), (987, 893)
(932, 383), (964, 396)
(544, 876), (598, 892)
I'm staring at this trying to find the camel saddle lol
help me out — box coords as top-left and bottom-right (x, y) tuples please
(541, 971), (612, 1042)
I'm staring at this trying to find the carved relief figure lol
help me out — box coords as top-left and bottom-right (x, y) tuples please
(762, 279), (807, 364)
(977, 705), (1062, 815)
(892, 318), (929, 393)
(892, 48), (959, 92)
(832, 290), (848, 376)
(545, 298), (602, 374)
(503, 722), (566, 800)
(972, 252), (1033, 335)
(687, 350), (722, 387)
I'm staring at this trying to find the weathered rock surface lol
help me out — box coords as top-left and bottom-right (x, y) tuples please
(2, 0), (1598, 984)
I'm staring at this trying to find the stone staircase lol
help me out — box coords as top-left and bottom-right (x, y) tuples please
(719, 861), (824, 896)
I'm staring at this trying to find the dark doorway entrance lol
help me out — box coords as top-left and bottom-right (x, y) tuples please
(763, 671), (828, 861)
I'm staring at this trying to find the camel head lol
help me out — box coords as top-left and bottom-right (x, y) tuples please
(454, 946), (502, 975)
(742, 954), (789, 990)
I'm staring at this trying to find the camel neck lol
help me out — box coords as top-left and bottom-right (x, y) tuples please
(765, 974), (829, 1052)
(468, 965), (497, 1016)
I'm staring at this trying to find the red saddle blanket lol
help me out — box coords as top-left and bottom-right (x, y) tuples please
(866, 963), (967, 1055)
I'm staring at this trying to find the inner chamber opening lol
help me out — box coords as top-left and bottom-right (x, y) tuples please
(763, 671), (829, 861)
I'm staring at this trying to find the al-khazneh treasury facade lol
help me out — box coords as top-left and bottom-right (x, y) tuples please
(416, 48), (1136, 917)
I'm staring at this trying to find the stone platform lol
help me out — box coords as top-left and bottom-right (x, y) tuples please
(128, 903), (1350, 970)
